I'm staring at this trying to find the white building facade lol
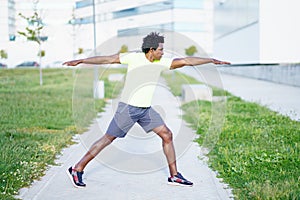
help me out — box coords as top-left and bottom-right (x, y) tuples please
(0, 0), (16, 66)
(0, 0), (74, 67)
(0, 0), (16, 43)
(214, 0), (300, 64)
(73, 0), (214, 56)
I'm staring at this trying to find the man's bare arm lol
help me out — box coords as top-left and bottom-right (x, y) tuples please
(63, 54), (120, 66)
(170, 57), (230, 69)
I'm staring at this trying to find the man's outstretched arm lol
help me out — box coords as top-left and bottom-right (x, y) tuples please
(170, 57), (230, 69)
(63, 54), (120, 66)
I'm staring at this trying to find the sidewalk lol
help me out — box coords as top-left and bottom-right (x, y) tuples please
(180, 67), (300, 121)
(219, 73), (300, 121)
(17, 79), (233, 200)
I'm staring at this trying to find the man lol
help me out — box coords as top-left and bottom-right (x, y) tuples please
(64, 32), (230, 188)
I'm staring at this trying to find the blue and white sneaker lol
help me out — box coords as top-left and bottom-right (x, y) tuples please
(168, 172), (193, 187)
(67, 167), (86, 188)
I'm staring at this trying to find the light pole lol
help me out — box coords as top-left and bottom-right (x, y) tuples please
(33, 0), (43, 86)
(92, 0), (99, 99)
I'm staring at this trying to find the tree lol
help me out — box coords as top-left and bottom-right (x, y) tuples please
(18, 12), (44, 44)
(119, 45), (128, 53)
(185, 45), (198, 56)
(0, 49), (8, 59)
(78, 47), (84, 55)
(18, 11), (46, 86)
(37, 50), (45, 57)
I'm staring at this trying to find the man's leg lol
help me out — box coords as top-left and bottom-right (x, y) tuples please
(152, 125), (177, 176)
(152, 124), (193, 186)
(67, 133), (116, 188)
(74, 133), (117, 172)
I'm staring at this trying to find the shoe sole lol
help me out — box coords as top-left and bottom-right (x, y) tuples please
(167, 182), (193, 187)
(66, 168), (86, 189)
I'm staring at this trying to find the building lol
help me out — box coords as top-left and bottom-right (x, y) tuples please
(72, 0), (214, 57)
(0, 0), (74, 67)
(0, 0), (16, 43)
(214, 0), (300, 64)
(0, 0), (16, 66)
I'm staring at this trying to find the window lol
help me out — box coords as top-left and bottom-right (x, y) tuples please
(113, 2), (173, 19)
(113, 8), (137, 19)
(76, 0), (93, 8)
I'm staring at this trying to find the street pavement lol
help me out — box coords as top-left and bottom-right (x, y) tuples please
(17, 79), (233, 200)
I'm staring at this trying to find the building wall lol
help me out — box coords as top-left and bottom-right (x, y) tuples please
(73, 0), (214, 56)
(1, 0), (74, 67)
(218, 64), (300, 87)
(214, 22), (259, 64)
(214, 0), (259, 39)
(213, 0), (300, 64)
(0, 0), (16, 43)
(0, 0), (16, 67)
(259, 0), (300, 63)
(213, 0), (259, 64)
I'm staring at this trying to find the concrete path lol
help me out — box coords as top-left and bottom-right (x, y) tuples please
(219, 73), (300, 121)
(17, 79), (233, 200)
(180, 67), (300, 121)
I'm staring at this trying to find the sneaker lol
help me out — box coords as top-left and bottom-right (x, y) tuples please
(168, 172), (193, 187)
(67, 167), (86, 188)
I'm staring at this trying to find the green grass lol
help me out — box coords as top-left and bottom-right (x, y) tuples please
(164, 71), (300, 200)
(162, 71), (200, 96)
(0, 67), (124, 199)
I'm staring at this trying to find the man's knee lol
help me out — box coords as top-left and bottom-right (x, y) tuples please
(159, 126), (173, 143)
(104, 133), (117, 144)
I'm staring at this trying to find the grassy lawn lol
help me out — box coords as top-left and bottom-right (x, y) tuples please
(0, 67), (124, 200)
(163, 71), (300, 200)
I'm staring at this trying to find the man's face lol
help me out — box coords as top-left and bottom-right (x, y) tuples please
(153, 43), (164, 60)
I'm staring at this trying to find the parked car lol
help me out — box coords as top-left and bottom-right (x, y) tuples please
(0, 63), (7, 68)
(16, 61), (39, 68)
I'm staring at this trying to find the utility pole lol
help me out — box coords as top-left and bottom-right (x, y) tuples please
(92, 0), (100, 99)
(33, 0), (42, 86)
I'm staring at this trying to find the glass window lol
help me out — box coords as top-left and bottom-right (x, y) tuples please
(214, 0), (259, 38)
(113, 1), (173, 19)
(74, 16), (93, 24)
(113, 8), (137, 19)
(76, 0), (93, 8)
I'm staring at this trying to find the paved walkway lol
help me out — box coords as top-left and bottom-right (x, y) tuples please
(219, 73), (300, 121)
(181, 67), (300, 121)
(17, 79), (233, 200)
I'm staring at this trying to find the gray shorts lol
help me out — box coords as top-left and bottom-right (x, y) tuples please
(106, 102), (165, 138)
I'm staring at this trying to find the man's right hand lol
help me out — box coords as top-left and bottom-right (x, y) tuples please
(63, 59), (83, 66)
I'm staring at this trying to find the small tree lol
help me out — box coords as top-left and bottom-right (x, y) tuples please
(18, 11), (46, 85)
(185, 45), (198, 56)
(0, 49), (8, 59)
(37, 50), (45, 57)
(119, 45), (128, 53)
(78, 47), (84, 55)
